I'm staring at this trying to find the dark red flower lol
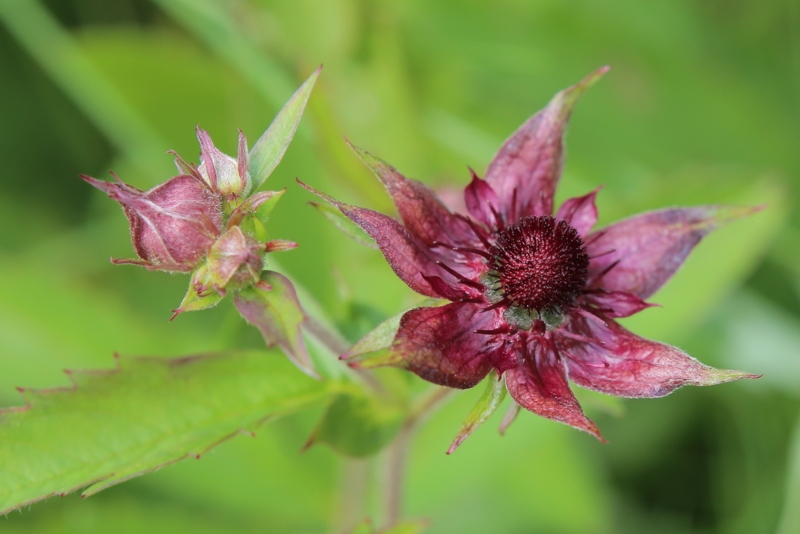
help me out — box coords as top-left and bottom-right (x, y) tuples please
(307, 68), (758, 441)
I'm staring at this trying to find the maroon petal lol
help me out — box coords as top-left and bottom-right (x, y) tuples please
(504, 340), (603, 440)
(348, 141), (475, 247)
(464, 170), (500, 229)
(561, 315), (759, 398)
(485, 67), (608, 222)
(586, 205), (756, 299)
(581, 290), (655, 318)
(390, 302), (496, 388)
(556, 188), (600, 238)
(298, 181), (448, 298)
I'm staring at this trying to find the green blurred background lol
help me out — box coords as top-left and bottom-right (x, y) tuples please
(0, 0), (798, 532)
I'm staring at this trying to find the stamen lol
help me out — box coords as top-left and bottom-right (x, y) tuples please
(453, 246), (492, 259)
(430, 241), (492, 260)
(510, 188), (518, 224)
(435, 261), (485, 290)
(583, 230), (607, 247)
(489, 203), (505, 230)
(589, 248), (616, 259)
(574, 306), (609, 328)
(560, 349), (609, 368)
(558, 329), (605, 346)
(481, 298), (509, 312)
(455, 213), (492, 249)
(474, 326), (514, 336)
(594, 259), (621, 281)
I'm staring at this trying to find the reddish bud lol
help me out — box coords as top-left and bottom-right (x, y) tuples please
(82, 173), (222, 272)
(207, 226), (265, 290)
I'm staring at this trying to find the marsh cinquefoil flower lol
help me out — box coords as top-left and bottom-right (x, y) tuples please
(307, 67), (758, 442)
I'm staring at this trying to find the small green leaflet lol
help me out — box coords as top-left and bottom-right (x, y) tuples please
(233, 271), (316, 377)
(0, 349), (331, 515)
(447, 371), (506, 454)
(306, 390), (405, 457)
(249, 67), (320, 190)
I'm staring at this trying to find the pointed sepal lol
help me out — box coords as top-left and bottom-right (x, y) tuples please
(249, 67), (321, 190)
(485, 67), (609, 222)
(447, 371), (507, 454)
(309, 200), (378, 249)
(171, 264), (225, 320)
(233, 271), (317, 377)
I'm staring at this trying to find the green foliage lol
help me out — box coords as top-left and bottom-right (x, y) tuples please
(308, 391), (405, 457)
(0, 350), (332, 515)
(249, 68), (320, 190)
(0, 0), (797, 532)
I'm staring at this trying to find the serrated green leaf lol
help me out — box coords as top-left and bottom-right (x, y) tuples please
(447, 371), (506, 454)
(249, 68), (320, 190)
(308, 391), (404, 457)
(0, 349), (332, 515)
(310, 201), (378, 248)
(234, 271), (316, 377)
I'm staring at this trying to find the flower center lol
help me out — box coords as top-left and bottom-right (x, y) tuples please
(488, 216), (589, 313)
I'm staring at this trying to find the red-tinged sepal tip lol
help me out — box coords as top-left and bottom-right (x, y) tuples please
(254, 280), (273, 292)
(265, 239), (298, 253)
(498, 403), (520, 435)
(342, 349), (406, 370)
(172, 264), (225, 320)
(227, 189), (286, 235)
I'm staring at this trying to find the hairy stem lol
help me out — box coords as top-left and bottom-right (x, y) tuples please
(382, 386), (454, 528)
(304, 314), (351, 356)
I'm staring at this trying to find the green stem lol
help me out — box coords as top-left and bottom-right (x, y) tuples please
(382, 386), (454, 528)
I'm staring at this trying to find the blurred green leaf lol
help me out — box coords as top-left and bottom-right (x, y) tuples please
(308, 390), (404, 457)
(153, 0), (297, 107)
(777, 413), (800, 534)
(0, 349), (332, 515)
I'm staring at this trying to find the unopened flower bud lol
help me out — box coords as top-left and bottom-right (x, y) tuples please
(196, 127), (251, 203)
(207, 226), (265, 291)
(82, 173), (222, 272)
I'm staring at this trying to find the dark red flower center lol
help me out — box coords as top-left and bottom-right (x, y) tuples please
(488, 216), (589, 313)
